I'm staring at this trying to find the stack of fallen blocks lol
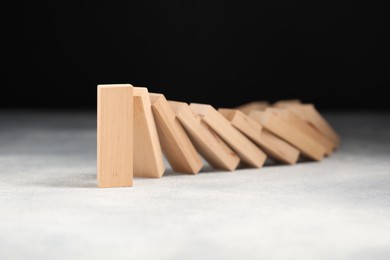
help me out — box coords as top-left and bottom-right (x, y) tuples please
(97, 84), (340, 188)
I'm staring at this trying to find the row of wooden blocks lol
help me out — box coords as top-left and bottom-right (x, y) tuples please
(98, 84), (340, 188)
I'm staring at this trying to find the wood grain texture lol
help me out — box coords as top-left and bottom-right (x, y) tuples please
(168, 101), (240, 171)
(97, 84), (133, 188)
(235, 101), (269, 115)
(150, 93), (203, 174)
(133, 87), (165, 178)
(274, 103), (340, 147)
(249, 109), (326, 161)
(218, 109), (299, 165)
(190, 103), (266, 168)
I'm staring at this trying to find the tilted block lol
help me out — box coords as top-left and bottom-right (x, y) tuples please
(150, 93), (203, 174)
(190, 103), (266, 168)
(133, 87), (165, 178)
(218, 109), (299, 165)
(235, 101), (269, 115)
(168, 101), (240, 171)
(97, 84), (133, 188)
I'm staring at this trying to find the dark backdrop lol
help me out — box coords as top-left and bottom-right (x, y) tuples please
(2, 1), (389, 110)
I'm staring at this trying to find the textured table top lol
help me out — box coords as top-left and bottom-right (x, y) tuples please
(0, 111), (389, 260)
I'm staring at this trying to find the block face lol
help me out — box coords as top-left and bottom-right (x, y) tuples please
(168, 101), (240, 171)
(219, 108), (299, 165)
(97, 84), (133, 188)
(235, 101), (269, 115)
(133, 87), (165, 178)
(190, 103), (266, 168)
(150, 93), (203, 174)
(250, 109), (326, 161)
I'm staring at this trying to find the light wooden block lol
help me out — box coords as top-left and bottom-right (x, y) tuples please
(133, 87), (165, 178)
(97, 84), (133, 188)
(235, 101), (269, 115)
(168, 101), (240, 171)
(268, 108), (335, 155)
(150, 93), (203, 174)
(274, 103), (340, 147)
(249, 109), (326, 161)
(190, 103), (267, 168)
(218, 109), (299, 165)
(273, 99), (302, 107)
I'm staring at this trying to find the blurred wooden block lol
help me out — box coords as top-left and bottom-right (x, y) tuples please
(150, 93), (203, 174)
(190, 103), (266, 168)
(273, 99), (301, 107)
(249, 109), (326, 161)
(97, 84), (133, 188)
(268, 108), (335, 155)
(218, 109), (299, 164)
(274, 103), (340, 147)
(133, 87), (165, 178)
(235, 101), (269, 115)
(168, 101), (240, 171)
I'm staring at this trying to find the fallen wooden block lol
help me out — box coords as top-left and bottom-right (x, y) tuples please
(274, 103), (340, 147)
(168, 101), (240, 171)
(133, 87), (165, 178)
(218, 109), (299, 165)
(97, 84), (133, 188)
(190, 103), (267, 168)
(273, 99), (301, 107)
(150, 93), (203, 174)
(267, 108), (335, 155)
(235, 101), (269, 115)
(249, 109), (326, 161)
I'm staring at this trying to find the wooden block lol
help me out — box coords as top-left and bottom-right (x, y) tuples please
(268, 108), (335, 155)
(190, 103), (267, 168)
(168, 101), (240, 171)
(235, 101), (269, 115)
(149, 93), (203, 174)
(274, 103), (340, 147)
(97, 84), (133, 188)
(218, 109), (299, 164)
(273, 99), (301, 107)
(249, 109), (326, 161)
(133, 87), (165, 178)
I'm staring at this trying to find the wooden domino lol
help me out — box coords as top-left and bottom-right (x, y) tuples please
(235, 101), (269, 115)
(150, 93), (203, 174)
(97, 84), (133, 188)
(249, 109), (326, 161)
(190, 103), (267, 168)
(168, 101), (240, 171)
(133, 87), (165, 178)
(218, 109), (299, 165)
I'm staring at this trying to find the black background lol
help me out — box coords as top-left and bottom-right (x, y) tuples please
(2, 1), (389, 110)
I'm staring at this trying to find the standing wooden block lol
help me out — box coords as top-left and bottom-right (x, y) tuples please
(190, 103), (266, 168)
(235, 101), (269, 115)
(274, 103), (340, 147)
(249, 109), (326, 161)
(218, 109), (299, 165)
(133, 87), (165, 178)
(97, 84), (133, 188)
(168, 101), (240, 171)
(149, 93), (203, 174)
(268, 108), (335, 155)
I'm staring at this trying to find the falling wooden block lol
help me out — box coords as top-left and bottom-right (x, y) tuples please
(267, 108), (335, 155)
(168, 101), (240, 171)
(249, 109), (326, 161)
(190, 103), (266, 168)
(97, 84), (133, 188)
(274, 103), (340, 147)
(218, 109), (299, 165)
(235, 101), (269, 115)
(150, 93), (203, 174)
(133, 87), (165, 178)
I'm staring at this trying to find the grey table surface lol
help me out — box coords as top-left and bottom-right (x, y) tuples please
(0, 111), (389, 260)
